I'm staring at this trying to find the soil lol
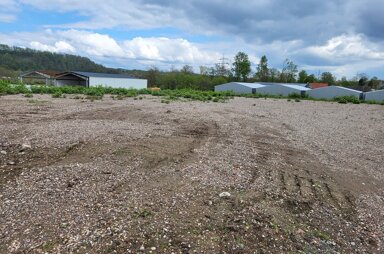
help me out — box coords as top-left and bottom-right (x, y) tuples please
(0, 94), (383, 253)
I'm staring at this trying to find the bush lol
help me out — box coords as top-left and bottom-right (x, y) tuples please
(52, 91), (62, 98)
(334, 95), (360, 104)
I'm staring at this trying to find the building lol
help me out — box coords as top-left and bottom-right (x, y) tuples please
(215, 82), (266, 94)
(257, 82), (309, 87)
(307, 86), (363, 100)
(54, 71), (147, 89)
(256, 84), (311, 97)
(364, 90), (384, 102)
(19, 70), (61, 85)
(309, 83), (328, 89)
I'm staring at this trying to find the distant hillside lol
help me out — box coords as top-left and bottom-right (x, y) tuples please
(0, 44), (122, 77)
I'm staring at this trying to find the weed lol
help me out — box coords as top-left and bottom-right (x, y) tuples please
(52, 91), (62, 98)
(24, 93), (33, 98)
(295, 99), (301, 102)
(312, 230), (332, 241)
(28, 99), (50, 104)
(41, 241), (56, 252)
(134, 208), (152, 218)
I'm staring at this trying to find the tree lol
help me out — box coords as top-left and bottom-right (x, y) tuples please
(368, 76), (381, 90)
(181, 65), (194, 74)
(255, 55), (269, 82)
(146, 66), (159, 87)
(298, 70), (308, 83)
(232, 51), (251, 81)
(320, 72), (336, 84)
(280, 59), (298, 83)
(269, 68), (281, 82)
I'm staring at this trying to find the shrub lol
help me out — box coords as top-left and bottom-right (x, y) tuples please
(52, 91), (62, 98)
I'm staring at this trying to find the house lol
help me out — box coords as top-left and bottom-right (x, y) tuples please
(307, 86), (363, 100)
(214, 82), (266, 94)
(364, 90), (384, 102)
(54, 71), (147, 89)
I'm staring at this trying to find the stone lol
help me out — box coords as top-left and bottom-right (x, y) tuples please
(219, 192), (231, 198)
(20, 143), (32, 151)
(0, 150), (6, 155)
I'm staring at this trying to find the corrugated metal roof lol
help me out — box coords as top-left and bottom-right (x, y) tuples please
(315, 86), (361, 92)
(232, 82), (266, 88)
(256, 82), (309, 87)
(279, 84), (312, 91)
(71, 71), (136, 79)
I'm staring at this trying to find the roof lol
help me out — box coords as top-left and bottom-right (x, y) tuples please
(256, 82), (309, 87)
(232, 82), (266, 88)
(278, 84), (312, 91)
(216, 82), (266, 89)
(314, 86), (361, 93)
(71, 71), (135, 79)
(310, 83), (328, 89)
(20, 70), (61, 78)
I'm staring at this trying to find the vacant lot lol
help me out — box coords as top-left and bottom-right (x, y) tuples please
(0, 95), (383, 253)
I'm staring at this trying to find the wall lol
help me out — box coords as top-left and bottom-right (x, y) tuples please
(307, 86), (362, 100)
(365, 90), (384, 102)
(55, 79), (86, 87)
(215, 83), (253, 94)
(89, 77), (147, 89)
(257, 85), (308, 96)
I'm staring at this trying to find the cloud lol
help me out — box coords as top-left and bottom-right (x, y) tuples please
(0, 29), (220, 69)
(30, 40), (76, 53)
(0, 0), (19, 22)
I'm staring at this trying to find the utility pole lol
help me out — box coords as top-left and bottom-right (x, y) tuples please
(215, 54), (230, 76)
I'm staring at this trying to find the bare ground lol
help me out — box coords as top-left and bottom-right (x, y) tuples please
(0, 94), (383, 253)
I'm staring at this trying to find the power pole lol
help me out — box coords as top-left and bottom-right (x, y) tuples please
(215, 54), (230, 76)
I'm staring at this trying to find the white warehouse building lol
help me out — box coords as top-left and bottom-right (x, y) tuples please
(54, 71), (147, 89)
(214, 82), (266, 94)
(215, 82), (311, 96)
(256, 84), (311, 97)
(307, 86), (363, 100)
(364, 90), (384, 102)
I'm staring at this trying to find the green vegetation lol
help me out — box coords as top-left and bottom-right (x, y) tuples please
(1, 79), (383, 105)
(312, 230), (332, 241)
(334, 95), (361, 104)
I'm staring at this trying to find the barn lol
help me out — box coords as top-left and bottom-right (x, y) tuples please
(19, 70), (61, 85)
(256, 84), (311, 97)
(214, 82), (266, 94)
(307, 86), (363, 100)
(54, 71), (147, 89)
(364, 90), (384, 102)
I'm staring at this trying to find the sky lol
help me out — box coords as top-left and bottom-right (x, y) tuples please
(0, 0), (383, 79)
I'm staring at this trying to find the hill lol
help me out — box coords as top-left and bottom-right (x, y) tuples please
(0, 44), (123, 77)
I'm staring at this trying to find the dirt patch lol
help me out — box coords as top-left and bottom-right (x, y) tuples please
(0, 95), (382, 253)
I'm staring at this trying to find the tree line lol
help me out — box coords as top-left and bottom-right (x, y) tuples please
(1, 44), (382, 91)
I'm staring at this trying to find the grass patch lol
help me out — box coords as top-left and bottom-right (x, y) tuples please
(27, 99), (50, 104)
(312, 230), (332, 241)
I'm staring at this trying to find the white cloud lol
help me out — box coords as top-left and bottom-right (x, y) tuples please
(0, 0), (19, 22)
(30, 40), (75, 53)
(0, 29), (221, 70)
(305, 34), (384, 61)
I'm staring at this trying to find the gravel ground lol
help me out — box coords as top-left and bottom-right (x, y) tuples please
(0, 94), (383, 253)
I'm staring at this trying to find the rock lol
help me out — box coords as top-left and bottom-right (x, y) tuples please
(20, 143), (32, 151)
(219, 192), (231, 198)
(296, 229), (305, 235)
(140, 245), (145, 251)
(7, 161), (15, 165)
(0, 150), (6, 155)
(151, 247), (156, 251)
